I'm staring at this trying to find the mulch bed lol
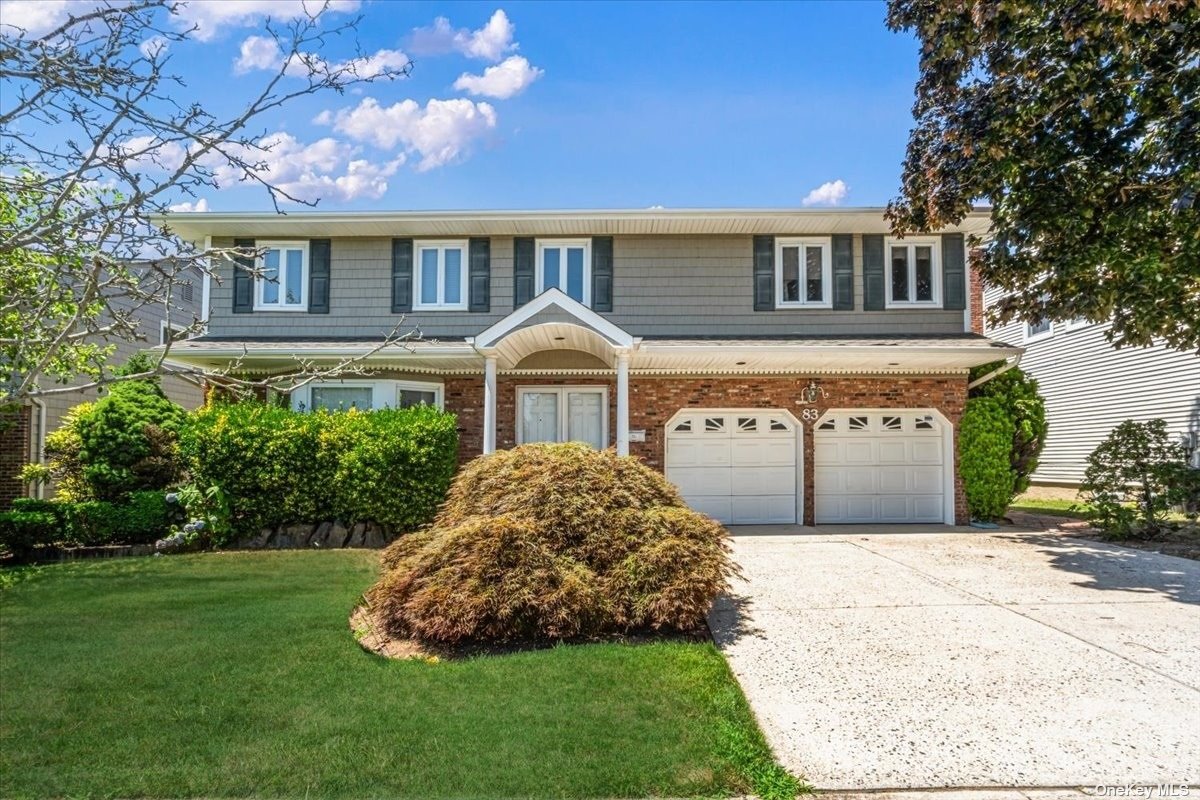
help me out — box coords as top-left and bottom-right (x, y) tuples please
(349, 602), (711, 661)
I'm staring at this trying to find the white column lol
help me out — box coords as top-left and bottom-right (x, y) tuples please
(483, 355), (497, 454)
(616, 353), (630, 456)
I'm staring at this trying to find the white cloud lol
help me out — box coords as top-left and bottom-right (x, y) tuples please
(801, 179), (849, 207)
(169, 197), (209, 212)
(0, 0), (360, 40)
(234, 34), (282, 73)
(176, 0), (360, 42)
(110, 135), (189, 172)
(233, 34), (409, 80)
(409, 9), (515, 62)
(317, 97), (497, 171)
(453, 55), (541, 99)
(138, 35), (169, 59)
(208, 132), (403, 203)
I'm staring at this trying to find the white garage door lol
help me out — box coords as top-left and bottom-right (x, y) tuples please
(814, 411), (946, 524)
(665, 411), (798, 524)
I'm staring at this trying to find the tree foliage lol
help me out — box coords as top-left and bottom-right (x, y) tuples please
(969, 363), (1049, 496)
(887, 0), (1200, 350)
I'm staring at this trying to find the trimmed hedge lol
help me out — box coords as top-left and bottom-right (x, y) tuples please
(0, 509), (57, 561)
(0, 493), (173, 560)
(958, 397), (1017, 522)
(180, 403), (459, 539)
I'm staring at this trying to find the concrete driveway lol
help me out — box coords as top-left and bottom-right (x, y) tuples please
(708, 526), (1200, 792)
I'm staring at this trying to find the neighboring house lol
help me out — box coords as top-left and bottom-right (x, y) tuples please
(0, 270), (205, 507)
(983, 286), (1200, 485)
(159, 207), (1021, 526)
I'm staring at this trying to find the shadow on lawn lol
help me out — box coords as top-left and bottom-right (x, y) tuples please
(997, 532), (1200, 606)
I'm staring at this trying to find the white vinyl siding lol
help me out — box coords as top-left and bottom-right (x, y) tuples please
(984, 284), (1200, 483)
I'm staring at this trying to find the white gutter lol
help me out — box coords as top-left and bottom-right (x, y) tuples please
(966, 353), (1024, 390)
(27, 397), (47, 499)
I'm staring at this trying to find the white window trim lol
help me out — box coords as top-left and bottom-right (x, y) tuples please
(775, 237), (833, 309)
(414, 240), (469, 311)
(1023, 319), (1055, 343)
(536, 239), (592, 307)
(253, 240), (309, 312)
(291, 379), (444, 412)
(1062, 318), (1090, 332)
(515, 386), (608, 448)
(884, 237), (941, 308)
(160, 321), (188, 345)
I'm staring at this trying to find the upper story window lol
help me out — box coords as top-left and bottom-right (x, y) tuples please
(537, 239), (591, 306)
(255, 241), (308, 311)
(416, 241), (467, 310)
(292, 379), (444, 413)
(886, 238), (940, 307)
(1025, 316), (1053, 342)
(775, 237), (832, 308)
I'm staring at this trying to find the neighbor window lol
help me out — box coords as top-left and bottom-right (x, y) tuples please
(775, 237), (831, 307)
(537, 240), (591, 305)
(885, 239), (939, 306)
(415, 241), (468, 310)
(293, 380), (443, 412)
(254, 241), (308, 310)
(1024, 293), (1055, 342)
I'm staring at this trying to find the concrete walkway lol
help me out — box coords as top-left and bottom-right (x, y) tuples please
(709, 526), (1200, 792)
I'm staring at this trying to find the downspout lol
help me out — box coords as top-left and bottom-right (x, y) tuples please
(967, 352), (1023, 390)
(27, 397), (47, 499)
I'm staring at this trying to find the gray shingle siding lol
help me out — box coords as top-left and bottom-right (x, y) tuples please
(207, 234), (965, 339)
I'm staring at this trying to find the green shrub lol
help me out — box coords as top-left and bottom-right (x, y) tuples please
(968, 363), (1048, 496)
(0, 509), (57, 561)
(21, 403), (93, 501)
(1082, 419), (1191, 538)
(370, 443), (733, 644)
(180, 403), (459, 539)
(5, 493), (172, 548)
(958, 397), (1016, 522)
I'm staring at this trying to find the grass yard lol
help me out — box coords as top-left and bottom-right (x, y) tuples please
(0, 550), (799, 799)
(1007, 497), (1091, 518)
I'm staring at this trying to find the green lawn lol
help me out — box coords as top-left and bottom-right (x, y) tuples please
(0, 550), (800, 799)
(1007, 497), (1091, 518)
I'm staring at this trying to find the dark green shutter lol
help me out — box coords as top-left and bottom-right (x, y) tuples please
(753, 235), (774, 311)
(468, 237), (491, 312)
(592, 236), (613, 312)
(942, 233), (966, 310)
(832, 234), (854, 310)
(391, 238), (413, 313)
(862, 234), (885, 311)
(513, 237), (535, 307)
(308, 239), (331, 313)
(232, 237), (254, 313)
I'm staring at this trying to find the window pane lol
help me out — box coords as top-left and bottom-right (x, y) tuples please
(521, 392), (559, 443)
(398, 389), (437, 408)
(420, 249), (439, 304)
(781, 246), (800, 302)
(285, 249), (303, 305)
(311, 386), (373, 412)
(915, 246), (933, 301)
(262, 249), (280, 304)
(444, 248), (462, 304)
(566, 391), (604, 449)
(543, 248), (560, 291)
(566, 247), (585, 302)
(890, 246), (909, 302)
(1028, 317), (1052, 337)
(805, 246), (823, 302)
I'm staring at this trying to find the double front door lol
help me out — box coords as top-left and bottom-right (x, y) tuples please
(518, 387), (608, 450)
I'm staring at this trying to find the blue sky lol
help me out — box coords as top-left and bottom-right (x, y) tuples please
(8, 0), (926, 212)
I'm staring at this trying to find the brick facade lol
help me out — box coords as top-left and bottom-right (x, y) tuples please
(445, 372), (970, 525)
(0, 405), (31, 510)
(969, 251), (985, 335)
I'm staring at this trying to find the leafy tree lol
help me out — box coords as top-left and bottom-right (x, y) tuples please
(1082, 418), (1191, 537)
(969, 363), (1048, 496)
(0, 0), (413, 406)
(887, 0), (1200, 350)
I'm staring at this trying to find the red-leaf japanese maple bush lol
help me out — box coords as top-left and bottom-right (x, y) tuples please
(368, 443), (735, 644)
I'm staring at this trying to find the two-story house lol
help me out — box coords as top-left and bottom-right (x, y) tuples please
(160, 208), (1020, 526)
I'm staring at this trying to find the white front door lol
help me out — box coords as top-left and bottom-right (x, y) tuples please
(814, 411), (947, 524)
(517, 387), (607, 449)
(664, 411), (799, 524)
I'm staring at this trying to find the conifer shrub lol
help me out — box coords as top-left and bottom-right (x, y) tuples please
(370, 443), (733, 644)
